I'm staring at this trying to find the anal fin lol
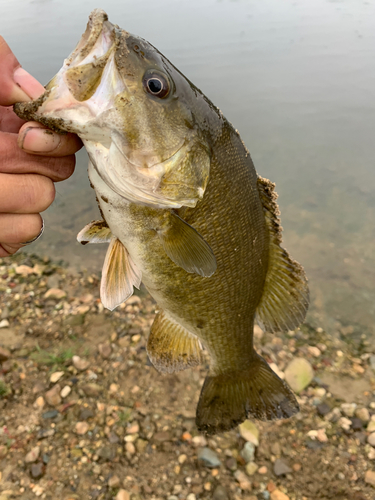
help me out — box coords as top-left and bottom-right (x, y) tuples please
(100, 237), (142, 311)
(256, 176), (309, 332)
(147, 311), (203, 374)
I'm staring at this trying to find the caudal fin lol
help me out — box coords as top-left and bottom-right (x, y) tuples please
(196, 353), (299, 435)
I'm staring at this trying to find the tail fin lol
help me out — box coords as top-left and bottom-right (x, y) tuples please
(196, 353), (299, 435)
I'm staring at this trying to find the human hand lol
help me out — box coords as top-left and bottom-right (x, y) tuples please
(0, 36), (82, 257)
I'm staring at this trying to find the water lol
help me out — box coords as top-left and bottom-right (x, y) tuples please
(2, 0), (375, 340)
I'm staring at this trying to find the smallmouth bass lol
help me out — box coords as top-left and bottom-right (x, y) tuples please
(14, 9), (309, 434)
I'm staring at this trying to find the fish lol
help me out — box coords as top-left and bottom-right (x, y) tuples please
(14, 9), (309, 434)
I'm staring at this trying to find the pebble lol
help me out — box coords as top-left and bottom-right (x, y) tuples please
(0, 319), (9, 328)
(60, 385), (71, 398)
(273, 458), (292, 476)
(367, 420), (375, 432)
(316, 403), (331, 416)
(234, 470), (252, 491)
(225, 457), (237, 471)
(367, 432), (375, 447)
(307, 346), (321, 357)
(98, 343), (112, 359)
(81, 383), (102, 397)
(239, 420), (259, 446)
(186, 495), (196, 500)
(72, 356), (90, 371)
(42, 409), (58, 419)
(341, 403), (357, 417)
(338, 417), (352, 431)
(284, 357), (314, 393)
(355, 407), (370, 423)
(270, 491), (290, 500)
(50, 371), (64, 384)
(108, 475), (120, 488)
(364, 470), (375, 486)
(246, 462), (259, 476)
(212, 485), (229, 500)
(115, 490), (130, 500)
(0, 346), (11, 361)
(44, 288), (66, 300)
(125, 442), (135, 454)
(25, 446), (40, 463)
(197, 447), (221, 468)
(369, 355), (375, 371)
(31, 462), (44, 479)
(75, 421), (89, 435)
(33, 396), (45, 409)
(45, 384), (61, 406)
(258, 466), (268, 474)
(241, 441), (255, 463)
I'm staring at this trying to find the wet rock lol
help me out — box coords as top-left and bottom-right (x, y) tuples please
(72, 356), (90, 371)
(241, 441), (256, 463)
(98, 343), (112, 359)
(44, 288), (66, 300)
(81, 383), (102, 397)
(273, 458), (292, 476)
(115, 489), (130, 500)
(355, 407), (370, 423)
(270, 491), (290, 500)
(31, 462), (44, 479)
(284, 358), (314, 393)
(364, 470), (375, 486)
(50, 371), (64, 384)
(75, 421), (89, 435)
(45, 384), (61, 406)
(25, 446), (40, 463)
(367, 432), (375, 447)
(197, 447), (221, 468)
(246, 462), (258, 476)
(0, 346), (11, 362)
(239, 420), (259, 446)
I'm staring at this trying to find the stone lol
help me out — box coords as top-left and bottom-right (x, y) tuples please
(258, 466), (268, 474)
(42, 409), (58, 419)
(37, 429), (55, 439)
(370, 355), (375, 371)
(98, 343), (112, 359)
(115, 490), (130, 500)
(0, 346), (11, 362)
(31, 462), (44, 479)
(135, 439), (148, 453)
(186, 495), (196, 500)
(364, 470), (375, 487)
(246, 462), (258, 476)
(241, 442), (255, 463)
(108, 475), (120, 488)
(25, 446), (40, 463)
(75, 421), (89, 435)
(367, 420), (375, 432)
(50, 371), (64, 384)
(341, 403), (357, 417)
(270, 491), (290, 500)
(212, 485), (229, 500)
(60, 385), (71, 398)
(368, 432), (375, 447)
(72, 356), (89, 371)
(45, 384), (61, 406)
(316, 403), (331, 416)
(197, 447), (221, 468)
(307, 346), (321, 357)
(273, 458), (292, 476)
(284, 358), (314, 393)
(44, 288), (66, 300)
(81, 383), (102, 397)
(0, 319), (9, 328)
(0, 445), (8, 459)
(33, 396), (45, 409)
(239, 420), (259, 446)
(338, 417), (352, 431)
(234, 470), (252, 491)
(225, 457), (237, 471)
(355, 407), (370, 423)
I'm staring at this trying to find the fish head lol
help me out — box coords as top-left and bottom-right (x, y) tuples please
(15, 9), (211, 209)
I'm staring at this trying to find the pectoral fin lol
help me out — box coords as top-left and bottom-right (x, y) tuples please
(77, 220), (112, 245)
(156, 212), (217, 277)
(100, 237), (142, 311)
(147, 311), (203, 374)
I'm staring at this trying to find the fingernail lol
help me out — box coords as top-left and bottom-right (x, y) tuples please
(21, 127), (61, 153)
(14, 67), (45, 100)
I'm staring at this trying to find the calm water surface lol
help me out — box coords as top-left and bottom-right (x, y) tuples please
(1, 0), (375, 341)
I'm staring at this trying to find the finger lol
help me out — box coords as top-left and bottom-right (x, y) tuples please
(0, 131), (76, 181)
(0, 105), (26, 133)
(0, 213), (43, 251)
(0, 36), (44, 105)
(18, 122), (83, 157)
(0, 173), (55, 214)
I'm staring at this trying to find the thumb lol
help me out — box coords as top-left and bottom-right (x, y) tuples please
(0, 36), (45, 106)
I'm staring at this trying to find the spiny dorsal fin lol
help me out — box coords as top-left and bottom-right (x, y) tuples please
(77, 220), (112, 245)
(100, 237), (142, 311)
(147, 310), (203, 374)
(255, 176), (309, 333)
(156, 212), (217, 277)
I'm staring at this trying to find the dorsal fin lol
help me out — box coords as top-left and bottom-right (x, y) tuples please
(147, 310), (203, 374)
(255, 176), (309, 333)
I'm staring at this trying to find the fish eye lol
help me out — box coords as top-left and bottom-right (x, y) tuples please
(143, 70), (170, 99)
